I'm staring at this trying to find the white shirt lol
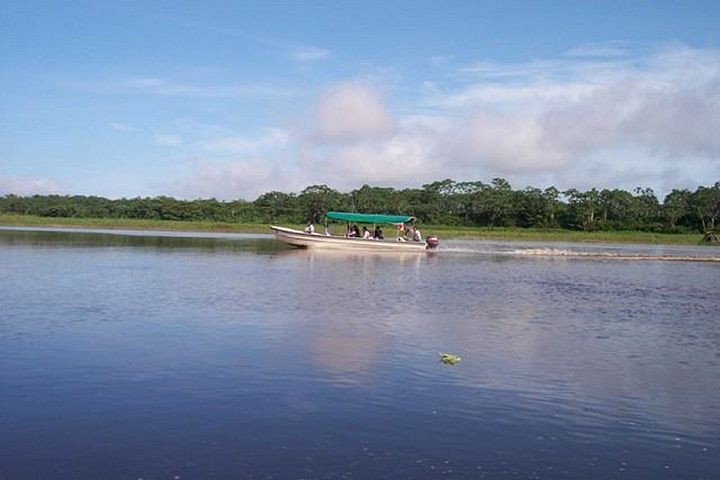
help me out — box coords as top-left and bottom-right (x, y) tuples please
(304, 224), (315, 234)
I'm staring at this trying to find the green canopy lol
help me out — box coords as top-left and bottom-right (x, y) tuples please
(325, 211), (414, 224)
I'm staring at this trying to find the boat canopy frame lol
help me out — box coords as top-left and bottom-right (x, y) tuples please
(325, 211), (414, 225)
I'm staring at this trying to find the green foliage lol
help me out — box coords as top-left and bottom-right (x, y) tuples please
(1, 179), (718, 233)
(297, 185), (345, 222)
(690, 182), (720, 232)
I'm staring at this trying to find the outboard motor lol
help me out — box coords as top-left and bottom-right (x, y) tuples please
(425, 235), (440, 250)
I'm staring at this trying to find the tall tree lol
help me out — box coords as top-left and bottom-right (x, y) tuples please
(254, 191), (297, 222)
(565, 188), (601, 231)
(690, 182), (720, 232)
(297, 185), (344, 222)
(663, 188), (692, 229)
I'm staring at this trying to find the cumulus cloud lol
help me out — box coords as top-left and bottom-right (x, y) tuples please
(444, 111), (566, 173)
(304, 135), (438, 190)
(0, 175), (65, 195)
(177, 160), (302, 200)
(174, 44), (720, 198)
(162, 127), (299, 200)
(314, 81), (393, 142)
(539, 75), (720, 159)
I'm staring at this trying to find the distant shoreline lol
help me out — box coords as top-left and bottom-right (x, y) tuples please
(1, 213), (712, 246)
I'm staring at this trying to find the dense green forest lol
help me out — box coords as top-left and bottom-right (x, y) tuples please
(1, 179), (719, 233)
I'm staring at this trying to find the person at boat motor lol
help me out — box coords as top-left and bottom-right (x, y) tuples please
(304, 221), (315, 234)
(412, 225), (422, 242)
(374, 226), (384, 240)
(362, 226), (372, 239)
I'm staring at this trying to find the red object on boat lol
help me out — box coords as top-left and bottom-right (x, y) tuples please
(426, 236), (440, 249)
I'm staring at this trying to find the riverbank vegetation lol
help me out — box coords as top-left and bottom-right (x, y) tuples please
(0, 214), (706, 245)
(1, 179), (718, 243)
(0, 214), (265, 233)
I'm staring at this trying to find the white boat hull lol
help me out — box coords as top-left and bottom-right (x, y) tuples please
(270, 226), (430, 252)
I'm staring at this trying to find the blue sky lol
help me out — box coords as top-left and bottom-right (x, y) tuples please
(1, 0), (719, 199)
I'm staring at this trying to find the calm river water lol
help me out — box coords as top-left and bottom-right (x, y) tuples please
(1, 228), (718, 479)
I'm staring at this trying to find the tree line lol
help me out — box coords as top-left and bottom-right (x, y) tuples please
(1, 179), (719, 233)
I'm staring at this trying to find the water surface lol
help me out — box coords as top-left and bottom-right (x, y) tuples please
(1, 228), (718, 479)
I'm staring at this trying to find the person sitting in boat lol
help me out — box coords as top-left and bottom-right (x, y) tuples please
(411, 225), (422, 242)
(404, 225), (414, 241)
(304, 221), (315, 234)
(374, 226), (384, 240)
(362, 226), (372, 239)
(396, 223), (407, 242)
(347, 224), (360, 237)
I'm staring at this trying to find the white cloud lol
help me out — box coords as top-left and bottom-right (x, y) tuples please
(201, 128), (290, 154)
(143, 14), (332, 65)
(564, 41), (631, 58)
(109, 122), (135, 131)
(447, 111), (568, 173)
(305, 135), (438, 190)
(171, 45), (720, 198)
(82, 77), (293, 99)
(155, 134), (184, 147)
(314, 81), (393, 142)
(177, 160), (301, 200)
(422, 46), (718, 187)
(292, 46), (332, 62)
(0, 175), (65, 195)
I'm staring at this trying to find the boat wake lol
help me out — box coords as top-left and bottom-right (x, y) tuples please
(440, 245), (720, 263)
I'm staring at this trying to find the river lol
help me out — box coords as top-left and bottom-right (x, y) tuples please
(1, 227), (718, 479)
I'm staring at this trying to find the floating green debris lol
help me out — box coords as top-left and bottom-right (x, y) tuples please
(440, 353), (462, 365)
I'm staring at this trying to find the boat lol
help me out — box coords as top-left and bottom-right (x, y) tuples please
(270, 211), (439, 252)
